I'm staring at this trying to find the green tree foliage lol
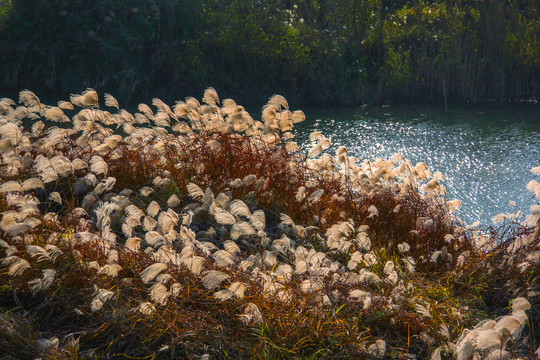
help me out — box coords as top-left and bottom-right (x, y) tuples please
(0, 0), (538, 105)
(0, 0), (14, 24)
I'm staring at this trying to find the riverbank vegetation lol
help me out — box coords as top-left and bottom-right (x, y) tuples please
(0, 0), (539, 106)
(0, 89), (539, 358)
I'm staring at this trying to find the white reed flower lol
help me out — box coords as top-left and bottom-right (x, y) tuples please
(511, 309), (528, 327)
(21, 178), (44, 192)
(349, 289), (371, 309)
(415, 304), (432, 318)
(140, 263), (168, 284)
(143, 216), (157, 232)
(284, 142), (300, 153)
(228, 282), (248, 299)
(307, 189), (324, 204)
(263, 250), (278, 268)
(355, 232), (372, 251)
(239, 303), (263, 325)
(70, 89), (99, 108)
(295, 260), (308, 274)
(496, 315), (523, 339)
(308, 131), (322, 141)
(0, 181), (22, 193)
(347, 251), (363, 270)
(99, 263), (122, 277)
(250, 209), (266, 231)
(50, 155), (73, 177)
(223, 240), (241, 257)
(397, 242), (410, 253)
(91, 287), (114, 312)
(19, 90), (41, 108)
(28, 269), (56, 295)
(206, 139), (221, 150)
(511, 297), (530, 312)
(202, 87), (220, 106)
(2, 256), (31, 277)
(103, 93), (119, 109)
(214, 207), (236, 226)
(367, 205), (379, 219)
(186, 183), (204, 200)
(214, 289), (234, 301)
(150, 283), (169, 305)
(367, 339), (386, 357)
(230, 222), (256, 240)
(146, 201), (160, 218)
(169, 283), (182, 296)
(279, 214), (295, 228)
(139, 186), (155, 197)
(526, 180), (540, 199)
(126, 204), (145, 220)
(145, 231), (166, 248)
(229, 200), (251, 218)
(137, 302), (156, 315)
(183, 255), (205, 275)
(402, 256), (416, 273)
(363, 252), (378, 266)
(301, 278), (324, 293)
(308, 143), (323, 158)
(359, 269), (380, 284)
(157, 211), (177, 234)
(26, 245), (51, 262)
(89, 156), (108, 177)
(36, 337), (59, 353)
(274, 264), (293, 280)
(34, 155), (58, 183)
(212, 250), (235, 267)
(386, 271), (398, 285)
(272, 235), (292, 255)
(242, 174), (257, 186)
(383, 261), (395, 276)
(229, 178), (242, 188)
(167, 194), (180, 208)
(201, 270), (229, 289)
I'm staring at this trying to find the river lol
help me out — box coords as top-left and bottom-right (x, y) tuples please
(294, 105), (540, 226)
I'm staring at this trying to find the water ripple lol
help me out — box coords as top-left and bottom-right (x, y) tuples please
(295, 106), (540, 225)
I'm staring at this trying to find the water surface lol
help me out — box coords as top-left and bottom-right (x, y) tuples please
(294, 105), (540, 225)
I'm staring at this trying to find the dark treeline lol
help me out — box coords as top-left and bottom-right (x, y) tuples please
(0, 0), (538, 106)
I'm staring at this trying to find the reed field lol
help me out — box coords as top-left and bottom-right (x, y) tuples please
(0, 88), (539, 359)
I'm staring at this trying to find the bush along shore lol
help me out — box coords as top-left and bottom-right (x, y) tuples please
(1, 0), (539, 105)
(0, 88), (539, 359)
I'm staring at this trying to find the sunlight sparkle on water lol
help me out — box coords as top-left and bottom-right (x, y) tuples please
(296, 106), (540, 225)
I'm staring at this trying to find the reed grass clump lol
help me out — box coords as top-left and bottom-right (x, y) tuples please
(0, 89), (538, 359)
